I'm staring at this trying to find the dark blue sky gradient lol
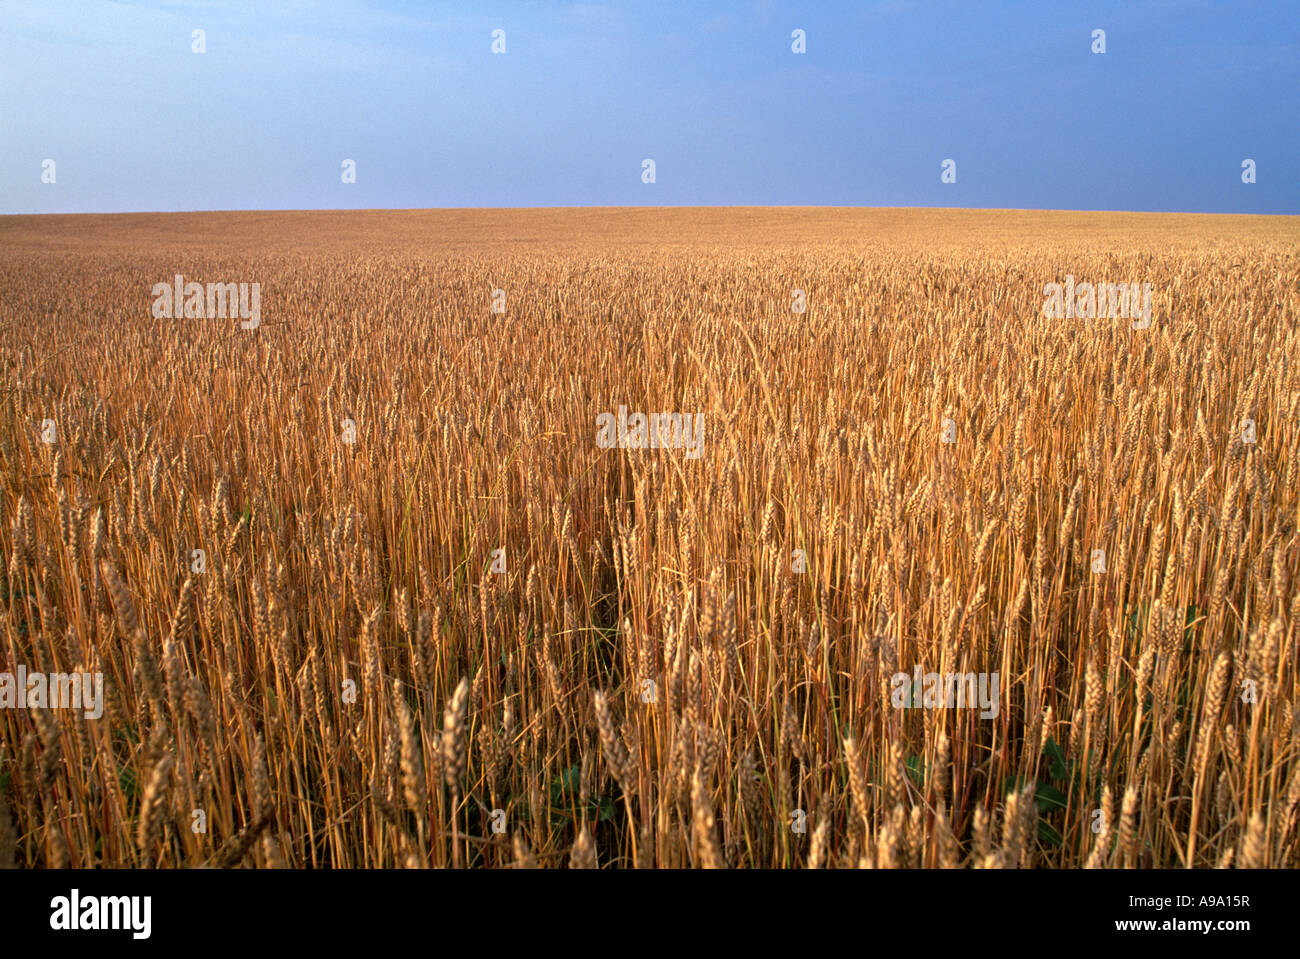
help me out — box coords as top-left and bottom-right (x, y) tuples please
(1, 0), (1295, 214)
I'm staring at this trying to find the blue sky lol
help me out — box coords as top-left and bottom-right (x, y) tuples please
(1, 0), (1296, 214)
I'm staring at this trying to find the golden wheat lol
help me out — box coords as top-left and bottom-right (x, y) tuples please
(0, 207), (1296, 868)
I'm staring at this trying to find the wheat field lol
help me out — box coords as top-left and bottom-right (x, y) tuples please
(1, 207), (1297, 868)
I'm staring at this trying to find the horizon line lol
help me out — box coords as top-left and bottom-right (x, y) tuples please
(3, 204), (1297, 219)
